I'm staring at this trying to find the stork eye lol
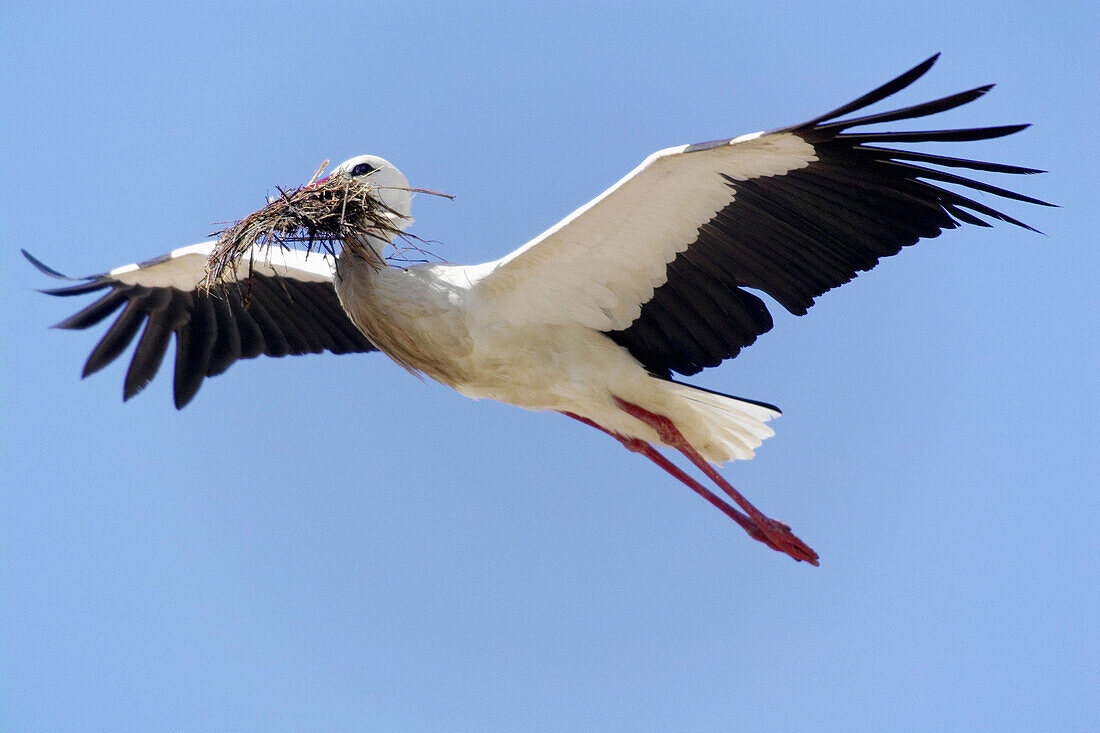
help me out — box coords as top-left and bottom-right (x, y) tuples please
(350, 162), (376, 176)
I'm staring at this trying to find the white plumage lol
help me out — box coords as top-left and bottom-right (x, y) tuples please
(28, 56), (1050, 564)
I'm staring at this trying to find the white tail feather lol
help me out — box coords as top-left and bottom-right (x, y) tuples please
(666, 381), (781, 464)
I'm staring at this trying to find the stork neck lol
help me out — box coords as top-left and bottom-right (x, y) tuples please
(343, 232), (391, 270)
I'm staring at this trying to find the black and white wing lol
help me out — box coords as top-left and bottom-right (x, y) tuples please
(473, 55), (1052, 378)
(26, 243), (376, 408)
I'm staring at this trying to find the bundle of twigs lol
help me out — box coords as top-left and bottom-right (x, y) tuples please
(200, 162), (408, 290)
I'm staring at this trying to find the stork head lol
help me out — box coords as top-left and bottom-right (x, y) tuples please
(331, 155), (414, 228)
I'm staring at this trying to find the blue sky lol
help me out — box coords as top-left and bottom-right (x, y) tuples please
(2, 2), (1096, 730)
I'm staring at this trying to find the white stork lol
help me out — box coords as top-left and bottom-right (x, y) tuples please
(27, 56), (1050, 565)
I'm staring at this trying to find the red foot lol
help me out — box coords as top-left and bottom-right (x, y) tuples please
(561, 409), (819, 566)
(611, 397), (819, 565)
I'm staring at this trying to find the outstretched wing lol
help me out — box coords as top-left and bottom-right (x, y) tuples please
(26, 243), (376, 408)
(473, 54), (1051, 378)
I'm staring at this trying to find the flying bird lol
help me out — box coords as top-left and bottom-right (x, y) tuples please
(27, 56), (1050, 565)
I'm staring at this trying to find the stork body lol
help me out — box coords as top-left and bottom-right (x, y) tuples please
(28, 57), (1051, 564)
(333, 225), (805, 557)
(335, 236), (778, 463)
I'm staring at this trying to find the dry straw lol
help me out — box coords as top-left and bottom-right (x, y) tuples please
(200, 161), (449, 291)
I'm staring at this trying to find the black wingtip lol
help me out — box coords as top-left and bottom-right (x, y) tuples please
(172, 378), (202, 410)
(892, 54), (941, 89)
(123, 377), (148, 402)
(26, 249), (112, 297)
(794, 54), (945, 130)
(23, 249), (73, 280)
(82, 357), (104, 379)
(39, 281), (113, 297)
(916, 52), (941, 74)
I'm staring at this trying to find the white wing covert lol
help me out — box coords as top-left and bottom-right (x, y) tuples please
(475, 132), (817, 331)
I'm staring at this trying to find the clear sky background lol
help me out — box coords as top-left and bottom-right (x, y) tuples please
(2, 2), (1096, 731)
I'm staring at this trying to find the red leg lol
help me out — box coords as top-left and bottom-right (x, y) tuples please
(560, 412), (790, 557)
(611, 397), (820, 565)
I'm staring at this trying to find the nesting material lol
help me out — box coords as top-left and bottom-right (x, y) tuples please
(201, 163), (404, 290)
